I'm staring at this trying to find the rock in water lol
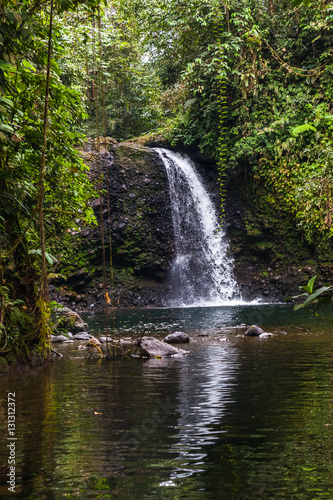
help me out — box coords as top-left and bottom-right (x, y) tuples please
(164, 332), (190, 343)
(245, 325), (264, 336)
(53, 306), (89, 333)
(139, 337), (188, 357)
(72, 332), (92, 340)
(51, 335), (73, 343)
(86, 337), (102, 347)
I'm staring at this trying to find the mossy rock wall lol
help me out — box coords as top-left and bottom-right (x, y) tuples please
(52, 141), (174, 308)
(225, 174), (332, 300)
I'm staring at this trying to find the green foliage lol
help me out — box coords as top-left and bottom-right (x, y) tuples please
(291, 124), (317, 136)
(57, 4), (164, 140)
(0, 283), (33, 352)
(0, 0), (98, 263)
(0, 0), (100, 360)
(117, 0), (333, 246)
(288, 276), (333, 317)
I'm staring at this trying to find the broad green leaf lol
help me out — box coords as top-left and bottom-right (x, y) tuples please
(0, 123), (14, 132)
(300, 276), (317, 294)
(291, 124), (316, 136)
(0, 97), (14, 107)
(302, 286), (333, 308)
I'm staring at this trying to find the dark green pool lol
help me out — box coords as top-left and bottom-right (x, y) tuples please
(1, 304), (333, 499)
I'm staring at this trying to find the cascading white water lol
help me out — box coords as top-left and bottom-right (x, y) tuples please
(155, 148), (240, 306)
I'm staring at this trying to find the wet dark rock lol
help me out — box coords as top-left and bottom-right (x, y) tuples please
(163, 332), (190, 343)
(100, 336), (113, 343)
(51, 335), (73, 343)
(138, 336), (188, 357)
(72, 332), (92, 340)
(245, 325), (264, 336)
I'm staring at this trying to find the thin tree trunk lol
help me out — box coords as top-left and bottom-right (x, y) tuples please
(38, 0), (54, 304)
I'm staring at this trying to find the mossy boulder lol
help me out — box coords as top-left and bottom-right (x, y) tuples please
(53, 307), (89, 333)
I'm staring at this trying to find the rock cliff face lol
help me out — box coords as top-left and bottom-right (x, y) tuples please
(52, 139), (331, 310)
(52, 141), (174, 309)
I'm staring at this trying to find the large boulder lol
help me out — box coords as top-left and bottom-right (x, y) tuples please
(53, 307), (89, 334)
(138, 336), (188, 358)
(163, 332), (190, 343)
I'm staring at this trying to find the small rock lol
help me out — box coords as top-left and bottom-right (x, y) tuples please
(100, 336), (113, 343)
(72, 332), (92, 340)
(164, 332), (190, 344)
(87, 337), (102, 347)
(245, 325), (264, 336)
(51, 334), (69, 342)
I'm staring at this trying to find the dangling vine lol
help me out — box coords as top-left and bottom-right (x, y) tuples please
(97, 5), (116, 338)
(91, 15), (107, 308)
(212, 0), (228, 219)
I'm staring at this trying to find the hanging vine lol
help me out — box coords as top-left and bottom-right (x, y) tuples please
(212, 0), (228, 219)
(97, 5), (116, 339)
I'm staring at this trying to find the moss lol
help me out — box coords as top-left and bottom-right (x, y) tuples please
(0, 357), (8, 373)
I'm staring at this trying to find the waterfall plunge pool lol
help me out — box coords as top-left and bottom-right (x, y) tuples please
(1, 303), (333, 499)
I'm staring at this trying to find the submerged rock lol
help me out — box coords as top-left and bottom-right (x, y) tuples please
(138, 336), (188, 358)
(163, 332), (190, 344)
(245, 325), (264, 336)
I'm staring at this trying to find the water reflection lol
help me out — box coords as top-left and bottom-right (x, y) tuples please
(1, 305), (333, 499)
(169, 344), (239, 479)
(140, 342), (240, 482)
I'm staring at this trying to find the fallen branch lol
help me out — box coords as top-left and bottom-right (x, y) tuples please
(291, 324), (309, 331)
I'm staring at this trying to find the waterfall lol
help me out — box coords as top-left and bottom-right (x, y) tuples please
(155, 148), (240, 306)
